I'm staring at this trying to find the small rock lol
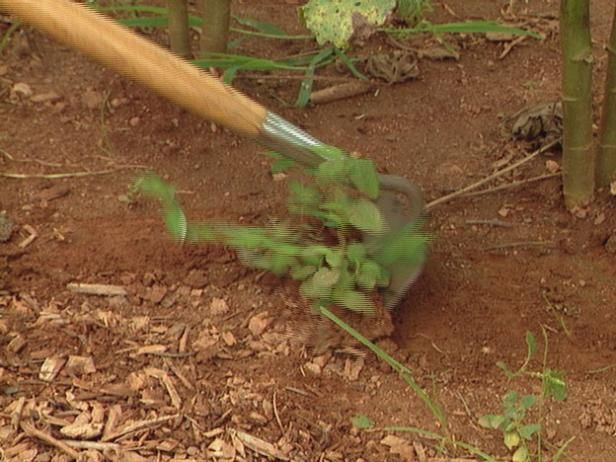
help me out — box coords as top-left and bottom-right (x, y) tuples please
(221, 331), (236, 346)
(545, 159), (560, 173)
(186, 269), (208, 288)
(498, 206), (511, 217)
(248, 312), (273, 336)
(605, 234), (616, 254)
(110, 97), (128, 108)
(0, 65), (7, 76)
(31, 91), (61, 104)
(148, 285), (168, 304)
(208, 297), (230, 316)
(129, 116), (140, 127)
(303, 361), (322, 375)
(272, 173), (287, 182)
(594, 213), (606, 225)
(10, 82), (33, 99)
(610, 181), (616, 196)
(81, 89), (103, 109)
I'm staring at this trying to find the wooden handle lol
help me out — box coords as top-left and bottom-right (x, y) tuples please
(0, 0), (267, 138)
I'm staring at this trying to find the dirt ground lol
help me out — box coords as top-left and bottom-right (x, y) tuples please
(1, 0), (616, 461)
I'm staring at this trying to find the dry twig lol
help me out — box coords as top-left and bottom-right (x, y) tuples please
(20, 421), (81, 460)
(426, 139), (560, 210)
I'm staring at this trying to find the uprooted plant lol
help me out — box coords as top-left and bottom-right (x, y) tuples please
(135, 145), (429, 315)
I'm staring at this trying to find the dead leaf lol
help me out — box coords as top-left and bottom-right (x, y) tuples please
(381, 434), (415, 461)
(343, 356), (365, 381)
(60, 413), (103, 439)
(65, 356), (96, 375)
(545, 159), (560, 173)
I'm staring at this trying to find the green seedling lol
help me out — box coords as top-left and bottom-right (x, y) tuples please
(479, 330), (570, 462)
(136, 145), (429, 315)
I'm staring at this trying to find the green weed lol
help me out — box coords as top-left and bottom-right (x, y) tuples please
(479, 329), (570, 462)
(136, 145), (429, 315)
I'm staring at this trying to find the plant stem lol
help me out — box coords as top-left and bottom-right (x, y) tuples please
(560, 0), (594, 209)
(167, 0), (191, 58)
(198, 0), (231, 54)
(597, 4), (616, 186)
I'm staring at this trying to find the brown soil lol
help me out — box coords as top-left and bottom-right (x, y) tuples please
(1, 1), (616, 461)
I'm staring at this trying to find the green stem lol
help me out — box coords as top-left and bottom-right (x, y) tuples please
(560, 0), (595, 209)
(597, 5), (616, 186)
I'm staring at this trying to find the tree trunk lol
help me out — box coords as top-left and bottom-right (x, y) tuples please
(597, 5), (616, 187)
(199, 0), (231, 55)
(560, 0), (594, 209)
(167, 0), (190, 58)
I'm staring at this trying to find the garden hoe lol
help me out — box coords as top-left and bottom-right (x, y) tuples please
(0, 0), (427, 309)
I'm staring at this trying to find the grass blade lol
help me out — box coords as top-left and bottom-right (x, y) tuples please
(334, 48), (368, 80)
(386, 20), (541, 39)
(319, 305), (448, 429)
(296, 47), (334, 107)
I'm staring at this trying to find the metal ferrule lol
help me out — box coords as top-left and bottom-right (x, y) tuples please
(257, 111), (334, 168)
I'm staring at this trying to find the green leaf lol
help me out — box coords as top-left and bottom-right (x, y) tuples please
(346, 242), (367, 263)
(291, 264), (318, 281)
(271, 157), (296, 173)
(496, 360), (514, 379)
(348, 159), (379, 199)
(375, 222), (429, 265)
(300, 245), (328, 266)
(334, 289), (375, 313)
(503, 391), (519, 409)
(512, 445), (529, 462)
(162, 203), (187, 241)
(289, 180), (321, 208)
(296, 47), (334, 107)
(300, 277), (332, 300)
(325, 248), (344, 267)
(356, 260), (382, 290)
(310, 144), (347, 161)
(269, 253), (296, 276)
(316, 158), (350, 184)
(543, 369), (567, 401)
(376, 267), (390, 287)
(232, 15), (288, 36)
(225, 227), (267, 249)
(520, 394), (536, 411)
(519, 423), (540, 440)
(351, 414), (374, 429)
(301, 0), (397, 48)
(504, 431), (521, 450)
(478, 414), (506, 430)
(311, 267), (341, 289)
(347, 198), (385, 234)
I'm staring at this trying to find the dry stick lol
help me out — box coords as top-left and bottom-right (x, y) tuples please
(63, 440), (121, 452)
(0, 166), (143, 179)
(425, 139), (560, 211)
(272, 391), (284, 435)
(235, 73), (357, 83)
(20, 421), (81, 461)
(462, 172), (561, 197)
(67, 283), (127, 296)
(102, 414), (179, 442)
